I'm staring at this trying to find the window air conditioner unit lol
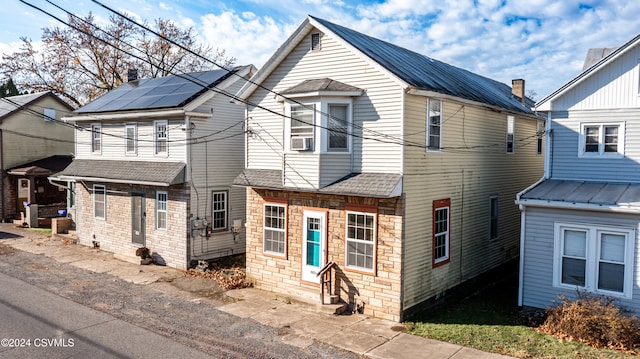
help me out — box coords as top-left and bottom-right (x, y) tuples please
(291, 136), (313, 151)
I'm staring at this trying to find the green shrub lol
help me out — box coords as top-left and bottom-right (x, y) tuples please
(538, 292), (640, 353)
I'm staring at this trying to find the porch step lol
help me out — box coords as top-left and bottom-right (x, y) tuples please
(271, 285), (348, 315)
(113, 249), (141, 265)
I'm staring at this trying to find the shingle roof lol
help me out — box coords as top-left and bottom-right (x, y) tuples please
(7, 155), (73, 176)
(309, 16), (535, 114)
(74, 69), (236, 114)
(0, 92), (72, 120)
(281, 78), (364, 94)
(233, 169), (402, 198)
(54, 159), (186, 186)
(519, 179), (640, 209)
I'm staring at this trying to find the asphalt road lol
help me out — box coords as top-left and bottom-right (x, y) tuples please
(0, 238), (357, 359)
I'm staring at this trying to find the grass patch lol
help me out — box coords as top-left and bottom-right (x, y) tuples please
(27, 227), (52, 236)
(405, 276), (637, 358)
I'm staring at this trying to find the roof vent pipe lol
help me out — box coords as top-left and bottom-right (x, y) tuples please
(512, 79), (525, 105)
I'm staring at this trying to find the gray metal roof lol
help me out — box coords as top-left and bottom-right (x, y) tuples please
(75, 69), (235, 114)
(310, 16), (534, 114)
(0, 92), (72, 120)
(54, 159), (186, 186)
(281, 78), (363, 94)
(233, 169), (402, 198)
(582, 47), (618, 70)
(520, 179), (640, 208)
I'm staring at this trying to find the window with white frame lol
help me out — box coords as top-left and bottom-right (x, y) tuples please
(91, 124), (101, 153)
(433, 198), (450, 266)
(155, 120), (168, 155)
(328, 104), (349, 151)
(156, 191), (168, 229)
(211, 191), (228, 230)
(554, 222), (634, 298)
(489, 196), (499, 240)
(580, 123), (625, 157)
(346, 211), (376, 272)
(506, 116), (515, 154)
(289, 104), (314, 151)
(427, 98), (442, 150)
(93, 184), (106, 219)
(43, 108), (55, 122)
(264, 204), (286, 256)
(125, 124), (137, 155)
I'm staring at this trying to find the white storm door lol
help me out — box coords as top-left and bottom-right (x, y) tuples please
(301, 210), (326, 284)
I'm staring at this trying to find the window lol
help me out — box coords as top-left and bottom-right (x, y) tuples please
(263, 203), (286, 256)
(44, 108), (55, 122)
(289, 104), (314, 151)
(537, 121), (544, 155)
(426, 98), (442, 150)
(211, 191), (228, 230)
(93, 184), (106, 219)
(489, 196), (499, 240)
(328, 104), (349, 151)
(580, 123), (625, 157)
(125, 124), (137, 155)
(91, 124), (101, 153)
(554, 222), (634, 298)
(506, 116), (515, 154)
(156, 191), (168, 230)
(155, 120), (168, 155)
(346, 210), (376, 272)
(311, 33), (321, 51)
(433, 198), (450, 266)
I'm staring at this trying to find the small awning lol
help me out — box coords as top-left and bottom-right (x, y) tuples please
(233, 169), (402, 198)
(7, 155), (73, 176)
(52, 159), (186, 187)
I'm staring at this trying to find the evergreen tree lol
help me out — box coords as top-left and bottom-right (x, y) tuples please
(0, 78), (21, 98)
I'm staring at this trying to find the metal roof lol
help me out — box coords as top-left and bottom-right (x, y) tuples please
(519, 179), (640, 209)
(54, 159), (186, 186)
(0, 92), (72, 120)
(233, 169), (402, 198)
(75, 69), (235, 114)
(310, 16), (534, 114)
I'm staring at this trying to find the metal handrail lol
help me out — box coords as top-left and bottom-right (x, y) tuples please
(317, 261), (336, 305)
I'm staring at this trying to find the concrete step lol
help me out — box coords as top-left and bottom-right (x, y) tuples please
(272, 285), (348, 315)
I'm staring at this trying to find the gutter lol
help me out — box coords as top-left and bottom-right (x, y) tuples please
(515, 198), (640, 214)
(64, 109), (211, 122)
(55, 175), (173, 187)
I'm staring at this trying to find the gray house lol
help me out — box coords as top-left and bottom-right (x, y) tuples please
(516, 32), (640, 312)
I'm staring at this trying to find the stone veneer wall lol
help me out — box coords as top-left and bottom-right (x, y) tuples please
(76, 182), (189, 269)
(245, 188), (404, 321)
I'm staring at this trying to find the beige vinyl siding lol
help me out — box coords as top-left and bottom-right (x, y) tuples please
(552, 45), (640, 111)
(188, 76), (248, 257)
(521, 206), (640, 313)
(1, 96), (73, 169)
(402, 94), (544, 309)
(550, 109), (640, 181)
(319, 153), (351, 187)
(73, 119), (187, 161)
(245, 29), (403, 175)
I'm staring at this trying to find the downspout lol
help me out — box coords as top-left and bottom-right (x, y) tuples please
(518, 205), (526, 306)
(185, 115), (193, 265)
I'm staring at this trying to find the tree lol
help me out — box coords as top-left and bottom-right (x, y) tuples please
(1, 13), (235, 107)
(0, 78), (21, 97)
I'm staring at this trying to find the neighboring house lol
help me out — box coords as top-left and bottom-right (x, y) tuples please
(0, 92), (74, 222)
(54, 67), (255, 269)
(516, 33), (640, 312)
(233, 15), (544, 321)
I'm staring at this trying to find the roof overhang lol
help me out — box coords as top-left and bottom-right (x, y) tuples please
(515, 198), (640, 214)
(63, 109), (211, 122)
(52, 160), (186, 187)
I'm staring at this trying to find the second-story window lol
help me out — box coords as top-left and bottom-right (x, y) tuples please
(125, 124), (137, 155)
(328, 104), (349, 151)
(506, 116), (515, 154)
(426, 98), (442, 151)
(91, 124), (101, 154)
(580, 123), (624, 157)
(155, 120), (168, 155)
(290, 105), (314, 151)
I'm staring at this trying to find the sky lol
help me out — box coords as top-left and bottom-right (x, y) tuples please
(1, 0), (639, 99)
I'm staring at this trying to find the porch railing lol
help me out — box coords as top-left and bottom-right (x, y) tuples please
(316, 261), (336, 305)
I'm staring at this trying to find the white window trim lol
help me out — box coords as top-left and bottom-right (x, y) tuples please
(263, 203), (287, 257)
(91, 123), (102, 155)
(426, 98), (442, 152)
(324, 100), (352, 153)
(433, 201), (450, 265)
(93, 184), (106, 220)
(284, 102), (316, 153)
(345, 210), (376, 273)
(553, 222), (635, 299)
(578, 122), (625, 158)
(125, 123), (137, 155)
(156, 191), (168, 230)
(211, 190), (228, 231)
(506, 116), (515, 154)
(154, 120), (168, 156)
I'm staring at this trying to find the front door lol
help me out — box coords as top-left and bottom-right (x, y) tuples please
(301, 210), (326, 284)
(17, 178), (29, 212)
(131, 193), (145, 246)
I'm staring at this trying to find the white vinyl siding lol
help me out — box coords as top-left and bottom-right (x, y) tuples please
(93, 184), (106, 219)
(156, 191), (168, 230)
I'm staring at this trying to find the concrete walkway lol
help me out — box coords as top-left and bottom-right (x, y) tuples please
(0, 224), (514, 359)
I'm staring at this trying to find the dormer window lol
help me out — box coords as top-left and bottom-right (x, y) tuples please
(311, 33), (321, 51)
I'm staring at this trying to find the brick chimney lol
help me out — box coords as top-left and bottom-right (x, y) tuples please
(512, 79), (525, 105)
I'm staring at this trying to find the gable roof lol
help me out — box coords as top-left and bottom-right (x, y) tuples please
(238, 15), (533, 115)
(536, 32), (640, 111)
(75, 69), (237, 114)
(0, 92), (73, 121)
